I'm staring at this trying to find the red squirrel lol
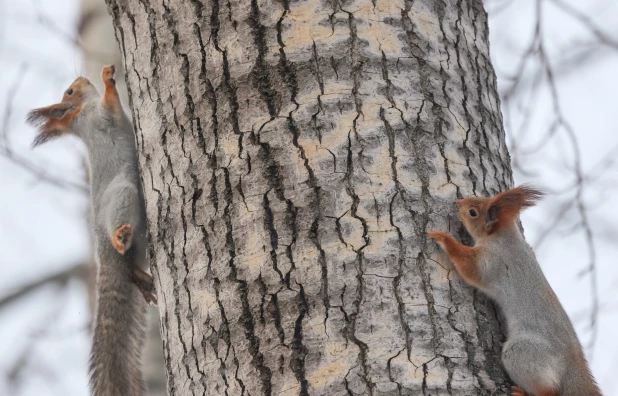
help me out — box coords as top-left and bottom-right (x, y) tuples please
(27, 66), (155, 396)
(428, 185), (601, 396)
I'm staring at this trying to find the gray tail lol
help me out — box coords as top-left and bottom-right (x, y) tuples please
(89, 242), (146, 396)
(562, 376), (602, 396)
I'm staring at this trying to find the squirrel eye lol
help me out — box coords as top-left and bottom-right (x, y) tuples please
(469, 209), (477, 217)
(66, 88), (74, 95)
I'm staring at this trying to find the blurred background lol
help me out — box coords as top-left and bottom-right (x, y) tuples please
(0, 0), (616, 395)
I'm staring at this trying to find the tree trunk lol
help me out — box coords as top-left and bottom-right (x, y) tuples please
(106, 0), (513, 394)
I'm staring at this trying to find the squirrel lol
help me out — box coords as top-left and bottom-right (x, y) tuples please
(27, 65), (156, 396)
(427, 185), (601, 396)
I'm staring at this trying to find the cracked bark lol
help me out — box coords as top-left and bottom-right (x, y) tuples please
(106, 0), (513, 394)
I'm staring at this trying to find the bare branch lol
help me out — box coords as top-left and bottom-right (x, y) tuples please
(0, 147), (89, 193)
(0, 63), (28, 145)
(0, 262), (89, 309)
(548, 0), (618, 51)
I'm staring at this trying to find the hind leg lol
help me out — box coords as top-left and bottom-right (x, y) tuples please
(502, 335), (560, 395)
(102, 182), (141, 254)
(132, 267), (157, 305)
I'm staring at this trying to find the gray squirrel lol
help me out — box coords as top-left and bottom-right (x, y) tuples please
(428, 186), (601, 396)
(27, 65), (156, 396)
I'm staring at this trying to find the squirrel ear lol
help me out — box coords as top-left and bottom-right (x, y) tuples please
(485, 204), (498, 233)
(486, 205), (498, 223)
(27, 103), (78, 147)
(48, 105), (72, 119)
(26, 103), (73, 126)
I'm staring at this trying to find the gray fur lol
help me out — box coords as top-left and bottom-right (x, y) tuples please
(478, 226), (600, 395)
(54, 81), (148, 395)
(90, 235), (147, 396)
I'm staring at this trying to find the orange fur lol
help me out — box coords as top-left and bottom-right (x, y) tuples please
(111, 224), (132, 255)
(25, 103), (73, 124)
(101, 65), (121, 111)
(511, 385), (558, 396)
(535, 387), (558, 396)
(427, 231), (482, 287)
(511, 386), (525, 396)
(27, 103), (82, 146)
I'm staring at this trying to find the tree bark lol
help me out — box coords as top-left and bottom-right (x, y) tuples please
(106, 0), (513, 394)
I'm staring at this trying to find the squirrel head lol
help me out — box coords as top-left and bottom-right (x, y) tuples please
(26, 76), (100, 147)
(456, 185), (545, 239)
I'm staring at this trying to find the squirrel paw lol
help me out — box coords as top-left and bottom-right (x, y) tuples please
(511, 386), (526, 396)
(102, 65), (116, 85)
(139, 288), (158, 306)
(112, 224), (133, 254)
(427, 231), (449, 246)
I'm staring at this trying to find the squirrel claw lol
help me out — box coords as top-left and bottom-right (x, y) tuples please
(427, 231), (448, 245)
(132, 267), (158, 305)
(102, 65), (116, 85)
(112, 224), (132, 254)
(427, 231), (443, 240)
(140, 289), (158, 305)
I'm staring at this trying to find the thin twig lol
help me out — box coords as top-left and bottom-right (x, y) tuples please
(0, 262), (89, 309)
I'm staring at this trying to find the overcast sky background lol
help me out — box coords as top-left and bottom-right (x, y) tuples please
(0, 0), (617, 395)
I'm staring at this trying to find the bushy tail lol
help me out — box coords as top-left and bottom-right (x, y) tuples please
(561, 350), (602, 396)
(89, 240), (146, 396)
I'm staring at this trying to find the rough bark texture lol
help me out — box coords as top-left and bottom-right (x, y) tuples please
(107, 0), (514, 394)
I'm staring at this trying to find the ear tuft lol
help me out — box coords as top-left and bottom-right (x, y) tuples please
(26, 108), (48, 127)
(485, 184), (545, 233)
(26, 103), (78, 148)
(492, 184), (545, 210)
(31, 128), (64, 147)
(26, 103), (73, 126)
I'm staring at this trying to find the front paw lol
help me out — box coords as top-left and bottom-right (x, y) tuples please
(101, 65), (116, 85)
(112, 224), (132, 254)
(427, 230), (449, 246)
(511, 386), (526, 396)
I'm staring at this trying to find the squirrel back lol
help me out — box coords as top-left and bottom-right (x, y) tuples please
(27, 66), (152, 396)
(428, 186), (601, 396)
